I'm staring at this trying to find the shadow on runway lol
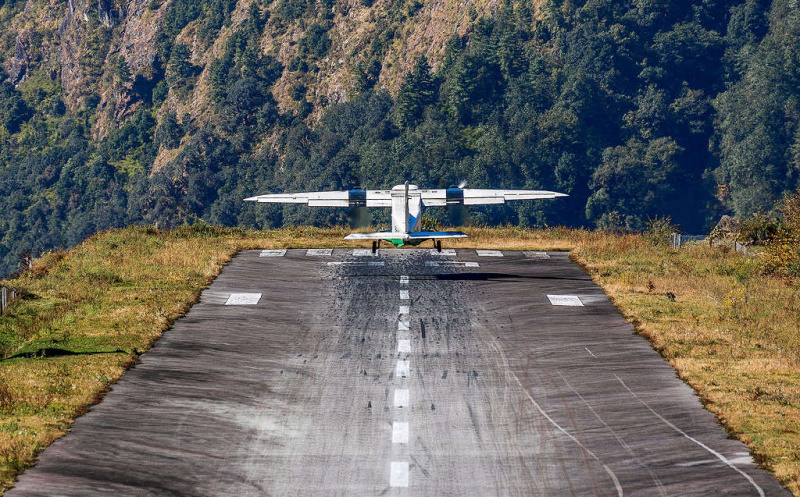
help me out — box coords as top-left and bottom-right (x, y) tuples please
(435, 273), (590, 282)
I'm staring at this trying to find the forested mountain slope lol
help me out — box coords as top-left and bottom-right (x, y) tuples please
(1, 0), (799, 276)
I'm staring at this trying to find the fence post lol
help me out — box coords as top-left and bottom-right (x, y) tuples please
(1, 286), (6, 314)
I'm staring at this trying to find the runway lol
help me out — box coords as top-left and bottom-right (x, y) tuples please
(9, 249), (788, 496)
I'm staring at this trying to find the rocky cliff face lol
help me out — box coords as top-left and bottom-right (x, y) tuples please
(1, 0), (508, 137)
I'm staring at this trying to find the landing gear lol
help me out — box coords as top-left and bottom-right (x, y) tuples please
(435, 240), (442, 252)
(372, 240), (378, 254)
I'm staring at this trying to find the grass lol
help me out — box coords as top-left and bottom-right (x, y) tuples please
(0, 224), (799, 494)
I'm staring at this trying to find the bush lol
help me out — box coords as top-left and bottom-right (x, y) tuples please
(644, 215), (678, 247)
(764, 190), (800, 279)
(739, 212), (781, 245)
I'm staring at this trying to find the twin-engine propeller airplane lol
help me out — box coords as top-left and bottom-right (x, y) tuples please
(245, 182), (567, 252)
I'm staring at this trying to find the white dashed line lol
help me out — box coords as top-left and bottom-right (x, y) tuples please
(547, 295), (584, 306)
(327, 261), (385, 267)
(476, 250), (504, 257)
(524, 251), (550, 259)
(398, 319), (410, 331)
(353, 249), (377, 257)
(394, 389), (409, 408)
(390, 461), (409, 487)
(224, 293), (262, 305)
(430, 249), (457, 255)
(399, 305), (409, 315)
(399, 290), (409, 300)
(396, 360), (410, 378)
(306, 248), (332, 256)
(400, 275), (409, 284)
(259, 249), (286, 257)
(425, 261), (480, 267)
(398, 339), (411, 353)
(392, 422), (409, 444)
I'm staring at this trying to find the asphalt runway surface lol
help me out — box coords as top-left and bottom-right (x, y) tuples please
(9, 249), (788, 496)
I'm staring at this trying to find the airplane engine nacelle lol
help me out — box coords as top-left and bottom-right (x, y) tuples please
(446, 187), (464, 205)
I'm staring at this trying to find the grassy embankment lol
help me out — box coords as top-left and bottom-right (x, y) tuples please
(0, 225), (799, 494)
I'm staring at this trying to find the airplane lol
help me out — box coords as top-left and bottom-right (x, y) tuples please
(245, 182), (567, 253)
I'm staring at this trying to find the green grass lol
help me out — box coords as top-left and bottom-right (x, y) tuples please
(0, 225), (799, 494)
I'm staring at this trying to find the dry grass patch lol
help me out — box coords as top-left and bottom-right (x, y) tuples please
(0, 224), (798, 494)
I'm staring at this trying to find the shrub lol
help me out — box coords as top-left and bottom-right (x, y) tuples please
(764, 190), (800, 279)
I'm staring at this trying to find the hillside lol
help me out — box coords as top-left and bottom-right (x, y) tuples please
(1, 0), (800, 275)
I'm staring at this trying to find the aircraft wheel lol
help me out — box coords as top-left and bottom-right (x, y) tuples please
(372, 241), (377, 254)
(436, 240), (442, 252)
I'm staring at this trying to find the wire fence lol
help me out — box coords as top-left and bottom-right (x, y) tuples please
(1, 285), (16, 315)
(670, 233), (748, 254)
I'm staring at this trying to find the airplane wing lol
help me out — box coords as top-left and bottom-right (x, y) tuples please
(245, 189), (392, 207)
(418, 188), (567, 206)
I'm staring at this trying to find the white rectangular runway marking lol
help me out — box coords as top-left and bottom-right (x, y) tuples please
(352, 249), (377, 257)
(400, 275), (409, 284)
(424, 261), (480, 267)
(394, 389), (409, 408)
(399, 305), (409, 315)
(476, 250), (504, 257)
(399, 290), (409, 300)
(524, 251), (550, 259)
(306, 248), (332, 256)
(390, 461), (409, 487)
(398, 339), (411, 353)
(396, 360), (410, 378)
(327, 261), (385, 267)
(430, 249), (457, 255)
(392, 422), (409, 444)
(259, 249), (286, 257)
(548, 295), (584, 306)
(224, 293), (262, 305)
(398, 319), (410, 331)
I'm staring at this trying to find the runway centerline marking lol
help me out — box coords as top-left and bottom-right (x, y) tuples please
(224, 293), (262, 305)
(399, 305), (409, 315)
(430, 249), (457, 256)
(394, 389), (409, 408)
(392, 422), (409, 444)
(615, 374), (765, 497)
(398, 339), (411, 353)
(390, 461), (409, 487)
(259, 249), (286, 257)
(352, 249), (378, 257)
(396, 360), (410, 378)
(548, 295), (584, 306)
(398, 319), (410, 331)
(476, 250), (504, 257)
(400, 275), (409, 284)
(399, 290), (409, 300)
(305, 248), (332, 256)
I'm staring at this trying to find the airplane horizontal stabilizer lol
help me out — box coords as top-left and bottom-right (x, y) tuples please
(344, 232), (407, 240)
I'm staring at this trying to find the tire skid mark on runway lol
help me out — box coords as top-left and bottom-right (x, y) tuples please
(556, 371), (668, 496)
(511, 362), (624, 496)
(615, 374), (765, 497)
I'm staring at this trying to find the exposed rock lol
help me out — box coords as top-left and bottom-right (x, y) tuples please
(118, 1), (164, 78)
(715, 215), (741, 234)
(6, 34), (31, 84)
